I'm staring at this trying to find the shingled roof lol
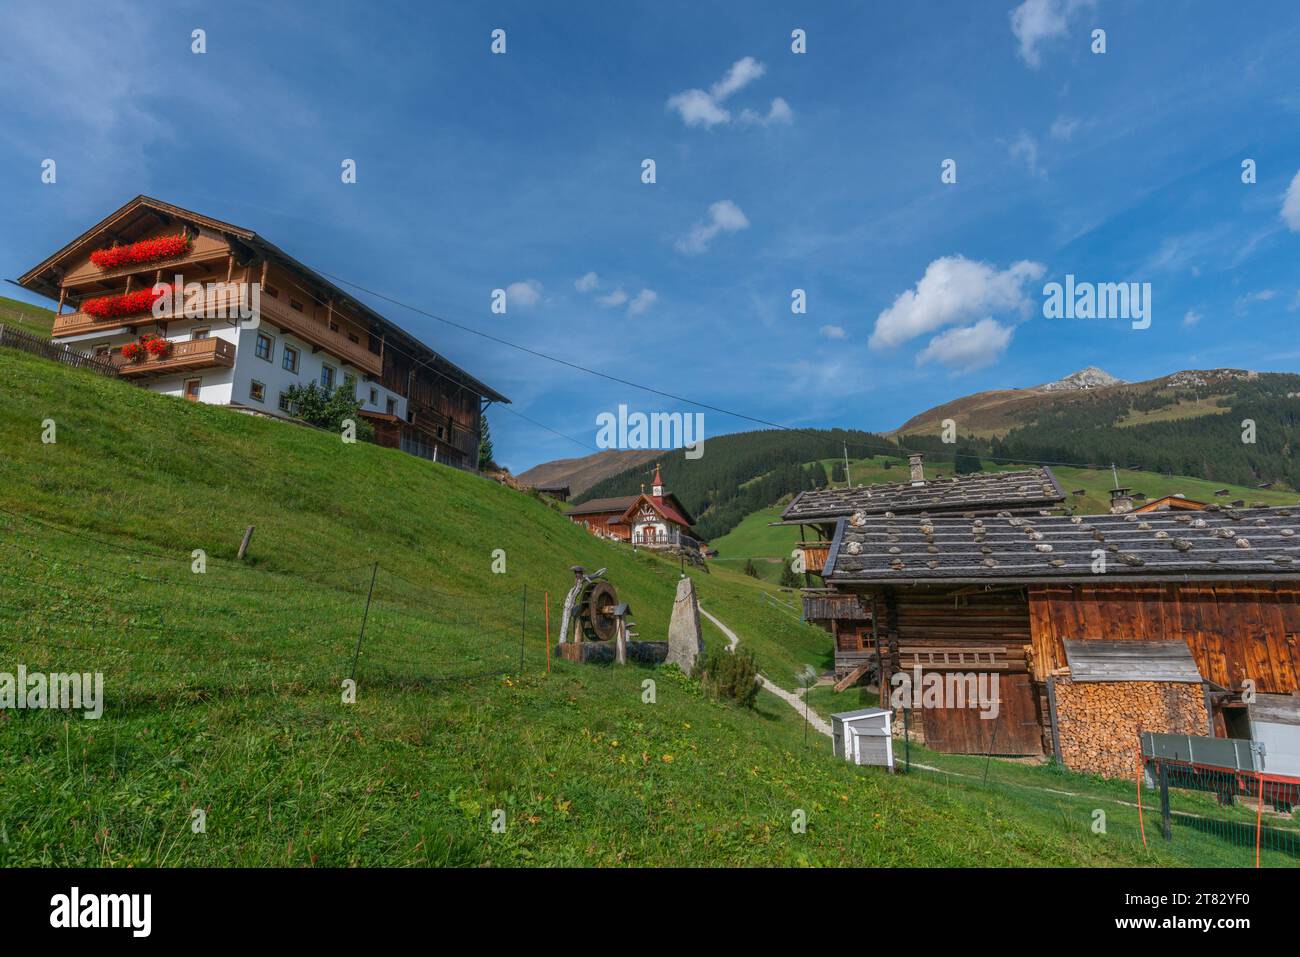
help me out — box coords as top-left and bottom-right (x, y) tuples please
(567, 496), (640, 516)
(825, 505), (1300, 584)
(781, 467), (1065, 523)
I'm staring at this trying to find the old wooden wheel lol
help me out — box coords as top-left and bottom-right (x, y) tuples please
(577, 580), (619, 642)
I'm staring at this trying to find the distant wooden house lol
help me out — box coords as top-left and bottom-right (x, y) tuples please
(819, 503), (1300, 774)
(566, 466), (698, 549)
(1134, 494), (1207, 513)
(778, 454), (1066, 679)
(536, 483), (570, 502)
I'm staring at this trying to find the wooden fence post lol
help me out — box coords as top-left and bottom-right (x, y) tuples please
(237, 525), (256, 560)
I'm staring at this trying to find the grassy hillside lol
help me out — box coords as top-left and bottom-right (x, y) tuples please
(0, 295), (55, 338)
(0, 347), (1282, 867)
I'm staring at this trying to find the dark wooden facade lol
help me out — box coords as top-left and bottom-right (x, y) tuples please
(855, 584), (1048, 755)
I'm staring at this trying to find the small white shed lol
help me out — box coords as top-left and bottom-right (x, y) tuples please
(831, 708), (894, 771)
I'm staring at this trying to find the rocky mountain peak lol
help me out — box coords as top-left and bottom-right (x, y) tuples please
(1040, 366), (1126, 392)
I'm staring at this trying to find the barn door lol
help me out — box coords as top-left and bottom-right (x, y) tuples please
(920, 673), (1043, 755)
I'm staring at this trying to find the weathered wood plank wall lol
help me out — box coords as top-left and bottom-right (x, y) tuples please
(1028, 583), (1300, 693)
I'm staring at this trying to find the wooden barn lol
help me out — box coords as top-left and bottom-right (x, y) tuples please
(779, 455), (1066, 680)
(820, 503), (1300, 775)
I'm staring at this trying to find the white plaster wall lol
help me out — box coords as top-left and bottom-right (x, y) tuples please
(57, 312), (409, 420)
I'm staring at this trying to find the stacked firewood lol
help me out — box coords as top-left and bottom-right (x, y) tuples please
(1053, 676), (1207, 779)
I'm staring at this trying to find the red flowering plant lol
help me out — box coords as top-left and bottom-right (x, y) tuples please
(141, 333), (170, 357)
(81, 285), (171, 319)
(119, 334), (170, 362)
(90, 234), (191, 270)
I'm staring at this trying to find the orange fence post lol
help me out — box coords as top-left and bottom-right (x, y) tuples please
(1255, 772), (1264, 868)
(545, 591), (551, 674)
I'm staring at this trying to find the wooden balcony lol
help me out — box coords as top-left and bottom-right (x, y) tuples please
(53, 284), (384, 377)
(113, 338), (236, 377)
(53, 310), (154, 338)
(51, 285), (253, 338)
(258, 293), (382, 376)
(799, 541), (832, 576)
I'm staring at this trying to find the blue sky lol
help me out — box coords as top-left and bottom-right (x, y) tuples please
(3, 0), (1300, 472)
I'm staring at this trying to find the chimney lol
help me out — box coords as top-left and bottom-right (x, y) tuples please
(908, 453), (925, 486)
(1109, 487), (1134, 514)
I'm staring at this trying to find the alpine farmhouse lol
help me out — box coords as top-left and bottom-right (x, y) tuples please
(16, 196), (508, 471)
(566, 466), (699, 549)
(783, 454), (1300, 777)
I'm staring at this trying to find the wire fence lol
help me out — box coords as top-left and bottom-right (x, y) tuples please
(0, 509), (559, 712)
(1137, 755), (1300, 867)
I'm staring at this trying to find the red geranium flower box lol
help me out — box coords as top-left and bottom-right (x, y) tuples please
(90, 234), (191, 270)
(82, 286), (168, 319)
(142, 334), (170, 357)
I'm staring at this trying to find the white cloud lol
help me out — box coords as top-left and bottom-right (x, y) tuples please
(505, 280), (542, 308)
(627, 289), (658, 316)
(819, 324), (847, 340)
(1290, 292), (1300, 313)
(710, 56), (766, 100)
(869, 256), (1046, 350)
(1237, 290), (1278, 310)
(916, 319), (1015, 372)
(739, 97), (793, 127)
(675, 199), (750, 254)
(1182, 309), (1202, 327)
(597, 288), (629, 307)
(1282, 169), (1300, 231)
(1010, 130), (1042, 177)
(1049, 115), (1082, 140)
(575, 271), (599, 292)
(1010, 0), (1090, 68)
(666, 57), (791, 129)
(666, 88), (732, 128)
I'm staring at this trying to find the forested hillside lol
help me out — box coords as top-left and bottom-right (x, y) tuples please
(574, 370), (1300, 544)
(574, 429), (886, 541)
(901, 374), (1300, 491)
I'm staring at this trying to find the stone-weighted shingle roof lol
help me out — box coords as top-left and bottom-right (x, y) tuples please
(825, 505), (1300, 584)
(781, 467), (1064, 523)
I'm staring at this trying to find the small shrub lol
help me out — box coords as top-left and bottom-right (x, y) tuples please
(742, 559), (759, 578)
(697, 647), (759, 709)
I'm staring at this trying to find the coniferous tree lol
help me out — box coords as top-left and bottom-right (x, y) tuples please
(779, 561), (800, 588)
(478, 414), (495, 470)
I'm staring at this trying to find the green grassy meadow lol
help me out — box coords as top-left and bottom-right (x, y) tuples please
(0, 346), (1289, 867)
(0, 296), (56, 338)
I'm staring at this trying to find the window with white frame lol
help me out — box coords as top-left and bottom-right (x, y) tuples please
(282, 345), (299, 374)
(255, 332), (274, 362)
